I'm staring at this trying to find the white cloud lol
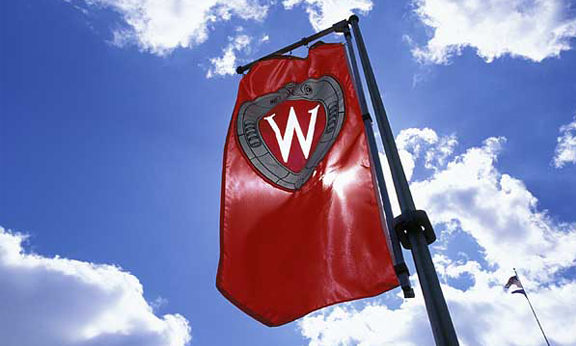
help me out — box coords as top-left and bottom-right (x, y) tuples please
(411, 0), (576, 64)
(300, 298), (431, 346)
(396, 127), (457, 173)
(300, 128), (576, 345)
(206, 33), (253, 78)
(0, 227), (191, 346)
(283, 0), (373, 31)
(412, 136), (576, 277)
(76, 0), (269, 55)
(301, 268), (576, 345)
(553, 115), (576, 168)
(206, 32), (270, 78)
(378, 128), (457, 215)
(70, 0), (375, 56)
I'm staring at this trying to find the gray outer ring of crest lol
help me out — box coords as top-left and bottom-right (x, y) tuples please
(236, 76), (345, 190)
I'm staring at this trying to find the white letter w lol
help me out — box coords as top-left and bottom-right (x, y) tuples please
(264, 105), (320, 163)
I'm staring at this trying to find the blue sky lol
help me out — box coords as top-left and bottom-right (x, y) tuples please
(1, 0), (576, 345)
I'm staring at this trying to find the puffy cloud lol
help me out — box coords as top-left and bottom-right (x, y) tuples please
(300, 128), (576, 345)
(69, 0), (374, 56)
(378, 128), (457, 215)
(207, 32), (269, 78)
(282, 0), (373, 31)
(0, 227), (191, 346)
(300, 298), (430, 346)
(396, 127), (457, 173)
(412, 136), (576, 278)
(553, 115), (576, 168)
(301, 268), (576, 345)
(207, 34), (252, 78)
(411, 0), (576, 64)
(75, 0), (269, 55)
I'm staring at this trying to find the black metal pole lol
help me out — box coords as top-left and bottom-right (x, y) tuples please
(348, 15), (459, 345)
(347, 16), (413, 211)
(343, 27), (413, 299)
(514, 269), (550, 346)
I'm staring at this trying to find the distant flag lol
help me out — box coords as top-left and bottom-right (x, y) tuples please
(505, 270), (551, 346)
(504, 275), (526, 295)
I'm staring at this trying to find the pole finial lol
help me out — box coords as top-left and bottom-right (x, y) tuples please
(236, 66), (244, 75)
(349, 14), (359, 23)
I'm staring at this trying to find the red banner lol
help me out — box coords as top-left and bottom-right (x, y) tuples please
(218, 43), (398, 326)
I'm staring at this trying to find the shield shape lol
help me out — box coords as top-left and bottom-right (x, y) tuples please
(236, 76), (345, 190)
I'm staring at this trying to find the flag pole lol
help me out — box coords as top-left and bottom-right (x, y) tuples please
(341, 24), (414, 298)
(514, 269), (550, 346)
(348, 15), (459, 345)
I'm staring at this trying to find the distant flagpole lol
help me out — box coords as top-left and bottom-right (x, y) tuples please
(513, 268), (550, 346)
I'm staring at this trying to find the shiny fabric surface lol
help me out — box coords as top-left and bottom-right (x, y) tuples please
(217, 43), (398, 326)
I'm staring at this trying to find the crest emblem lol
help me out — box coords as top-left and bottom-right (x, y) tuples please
(236, 76), (345, 190)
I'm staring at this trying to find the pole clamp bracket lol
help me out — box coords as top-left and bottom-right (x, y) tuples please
(333, 19), (350, 33)
(362, 112), (372, 122)
(392, 210), (436, 249)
